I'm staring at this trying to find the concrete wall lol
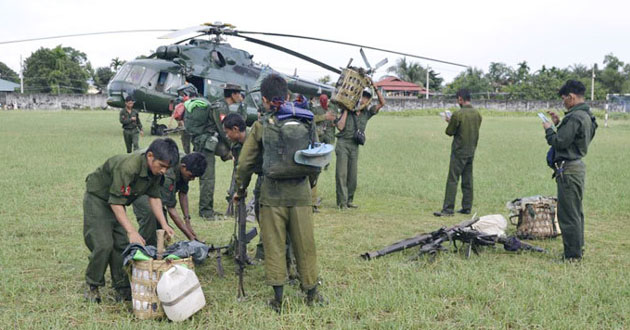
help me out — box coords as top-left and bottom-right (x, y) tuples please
(0, 93), (108, 110)
(381, 97), (623, 112)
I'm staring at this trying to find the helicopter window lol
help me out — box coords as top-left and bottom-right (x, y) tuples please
(125, 65), (146, 84)
(157, 72), (168, 86)
(113, 63), (131, 81)
(164, 73), (184, 93)
(211, 51), (226, 67)
(140, 68), (158, 87)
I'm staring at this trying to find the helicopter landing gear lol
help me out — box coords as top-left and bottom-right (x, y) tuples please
(150, 113), (167, 136)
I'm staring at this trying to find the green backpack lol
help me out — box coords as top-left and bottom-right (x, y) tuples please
(184, 98), (211, 136)
(262, 115), (320, 179)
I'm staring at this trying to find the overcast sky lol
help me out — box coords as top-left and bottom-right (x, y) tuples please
(1, 0), (629, 85)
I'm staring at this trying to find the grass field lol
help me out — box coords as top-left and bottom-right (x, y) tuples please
(1, 109), (629, 329)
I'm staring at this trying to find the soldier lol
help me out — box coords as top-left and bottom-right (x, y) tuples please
(132, 152), (207, 246)
(173, 85), (197, 154)
(434, 89), (482, 217)
(233, 74), (323, 312)
(334, 80), (385, 209)
(543, 80), (597, 262)
(119, 96), (144, 153)
(184, 84), (243, 220)
(309, 94), (337, 211)
(83, 138), (178, 303)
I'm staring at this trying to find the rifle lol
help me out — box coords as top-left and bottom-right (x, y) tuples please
(450, 228), (545, 258)
(225, 165), (238, 217)
(236, 195), (257, 299)
(361, 217), (479, 260)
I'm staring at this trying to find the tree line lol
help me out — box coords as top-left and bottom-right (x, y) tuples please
(384, 54), (630, 100)
(1, 44), (629, 101)
(0, 45), (124, 94)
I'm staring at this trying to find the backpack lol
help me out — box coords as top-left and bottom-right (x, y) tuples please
(506, 196), (561, 239)
(183, 98), (211, 136)
(262, 103), (320, 179)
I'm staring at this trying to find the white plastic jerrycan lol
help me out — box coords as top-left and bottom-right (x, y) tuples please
(156, 265), (206, 321)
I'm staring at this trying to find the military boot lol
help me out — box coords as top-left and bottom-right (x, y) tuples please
(84, 284), (101, 304)
(115, 287), (132, 302)
(305, 286), (327, 307)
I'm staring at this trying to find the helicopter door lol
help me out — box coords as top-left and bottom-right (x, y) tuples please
(187, 76), (205, 97)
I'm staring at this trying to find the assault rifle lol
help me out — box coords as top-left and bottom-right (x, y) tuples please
(225, 165), (238, 217)
(236, 194), (257, 299)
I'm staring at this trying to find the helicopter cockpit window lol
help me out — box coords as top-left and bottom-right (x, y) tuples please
(211, 50), (226, 67)
(113, 63), (131, 81)
(125, 65), (146, 84)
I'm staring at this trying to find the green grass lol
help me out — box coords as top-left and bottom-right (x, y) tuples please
(1, 110), (629, 329)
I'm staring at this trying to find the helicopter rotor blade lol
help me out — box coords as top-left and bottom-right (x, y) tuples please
(0, 29), (175, 45)
(373, 58), (388, 71)
(236, 30), (469, 68)
(360, 48), (372, 71)
(158, 26), (212, 39)
(233, 34), (341, 74)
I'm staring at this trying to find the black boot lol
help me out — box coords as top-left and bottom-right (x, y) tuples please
(268, 286), (283, 313)
(306, 286), (326, 306)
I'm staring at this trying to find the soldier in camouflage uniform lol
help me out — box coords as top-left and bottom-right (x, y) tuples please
(132, 152), (207, 246)
(335, 81), (385, 209)
(434, 89), (482, 217)
(543, 80), (597, 261)
(233, 74), (322, 312)
(119, 96), (144, 153)
(184, 84), (245, 220)
(82, 138), (178, 303)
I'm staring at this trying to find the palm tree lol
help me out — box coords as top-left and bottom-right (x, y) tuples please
(386, 57), (425, 87)
(110, 57), (126, 72)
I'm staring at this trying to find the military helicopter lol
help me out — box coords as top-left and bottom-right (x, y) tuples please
(2, 22), (468, 135)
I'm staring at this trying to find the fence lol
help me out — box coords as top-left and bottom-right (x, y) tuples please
(0, 93), (108, 110)
(1, 93), (628, 113)
(381, 97), (618, 112)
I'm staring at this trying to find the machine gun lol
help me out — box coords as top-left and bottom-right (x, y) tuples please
(361, 217), (479, 260)
(362, 216), (545, 262)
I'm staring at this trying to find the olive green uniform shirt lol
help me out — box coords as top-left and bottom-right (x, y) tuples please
(445, 105), (482, 158)
(545, 103), (596, 163)
(235, 119), (311, 206)
(119, 108), (142, 131)
(85, 152), (161, 205)
(336, 105), (379, 140)
(312, 103), (339, 142)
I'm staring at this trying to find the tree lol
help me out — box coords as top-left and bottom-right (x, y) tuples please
(317, 75), (331, 85)
(23, 45), (91, 94)
(598, 53), (627, 94)
(444, 67), (491, 97)
(486, 62), (514, 92)
(386, 57), (443, 91)
(110, 57), (126, 72)
(0, 61), (19, 83)
(93, 67), (115, 93)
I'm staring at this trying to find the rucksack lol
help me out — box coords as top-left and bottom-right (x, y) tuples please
(184, 98), (211, 136)
(262, 103), (320, 179)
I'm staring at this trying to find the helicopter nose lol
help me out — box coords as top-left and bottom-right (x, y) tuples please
(107, 80), (136, 108)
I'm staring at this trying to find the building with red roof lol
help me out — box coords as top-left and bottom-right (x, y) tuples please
(374, 76), (426, 97)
